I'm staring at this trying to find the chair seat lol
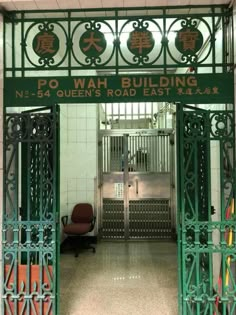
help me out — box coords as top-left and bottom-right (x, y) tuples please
(64, 223), (91, 235)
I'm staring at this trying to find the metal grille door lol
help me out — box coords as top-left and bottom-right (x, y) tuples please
(3, 107), (60, 315)
(129, 199), (171, 238)
(100, 131), (173, 240)
(102, 199), (124, 239)
(177, 105), (236, 315)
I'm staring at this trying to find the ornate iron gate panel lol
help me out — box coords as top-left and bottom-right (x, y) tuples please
(3, 6), (233, 76)
(2, 106), (60, 315)
(177, 104), (236, 315)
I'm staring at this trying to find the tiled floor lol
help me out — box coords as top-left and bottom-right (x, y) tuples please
(60, 241), (178, 315)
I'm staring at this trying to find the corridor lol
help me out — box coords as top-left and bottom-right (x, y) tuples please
(60, 241), (178, 315)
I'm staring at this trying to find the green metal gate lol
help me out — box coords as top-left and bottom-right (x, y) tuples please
(1, 5), (234, 315)
(2, 106), (60, 315)
(177, 104), (235, 315)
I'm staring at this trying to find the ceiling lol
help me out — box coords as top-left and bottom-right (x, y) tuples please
(0, 0), (232, 11)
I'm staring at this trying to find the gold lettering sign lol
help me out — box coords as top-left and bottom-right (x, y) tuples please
(9, 74), (231, 106)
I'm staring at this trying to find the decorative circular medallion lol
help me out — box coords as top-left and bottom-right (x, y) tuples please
(79, 30), (107, 57)
(175, 27), (203, 55)
(127, 30), (154, 56)
(33, 31), (59, 58)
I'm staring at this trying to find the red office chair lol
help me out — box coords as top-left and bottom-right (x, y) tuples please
(61, 203), (96, 257)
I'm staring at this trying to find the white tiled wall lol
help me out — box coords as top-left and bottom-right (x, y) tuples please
(60, 103), (98, 240)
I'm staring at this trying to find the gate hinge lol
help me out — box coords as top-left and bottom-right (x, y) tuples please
(169, 134), (175, 145)
(55, 213), (60, 224)
(211, 205), (216, 215)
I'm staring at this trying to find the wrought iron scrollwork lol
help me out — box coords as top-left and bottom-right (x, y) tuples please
(3, 111), (58, 314)
(179, 108), (236, 314)
(167, 17), (212, 66)
(119, 18), (163, 67)
(6, 7), (229, 74)
(210, 111), (234, 139)
(24, 21), (68, 68)
(72, 20), (115, 67)
(183, 112), (208, 139)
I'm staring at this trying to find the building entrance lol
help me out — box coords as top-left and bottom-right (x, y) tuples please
(100, 130), (174, 239)
(2, 5), (234, 315)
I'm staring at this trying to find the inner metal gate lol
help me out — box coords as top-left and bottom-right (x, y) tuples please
(100, 130), (173, 239)
(177, 105), (236, 315)
(2, 107), (60, 315)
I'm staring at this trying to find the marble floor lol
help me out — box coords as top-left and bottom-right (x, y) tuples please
(60, 241), (178, 315)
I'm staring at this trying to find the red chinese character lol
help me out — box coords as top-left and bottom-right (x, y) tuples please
(203, 88), (211, 95)
(82, 32), (103, 53)
(129, 31), (153, 54)
(35, 32), (57, 55)
(178, 29), (199, 51)
(212, 87), (219, 94)
(195, 88), (202, 95)
(177, 88), (184, 95)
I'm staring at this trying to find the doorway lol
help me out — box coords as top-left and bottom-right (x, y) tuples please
(99, 130), (174, 240)
(3, 102), (236, 315)
(2, 5), (234, 314)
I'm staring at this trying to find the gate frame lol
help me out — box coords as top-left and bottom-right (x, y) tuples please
(1, 4), (234, 315)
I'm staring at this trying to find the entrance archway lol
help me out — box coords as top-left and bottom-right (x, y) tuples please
(2, 5), (234, 315)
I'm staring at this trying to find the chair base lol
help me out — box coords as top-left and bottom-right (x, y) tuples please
(75, 244), (96, 257)
(61, 235), (96, 257)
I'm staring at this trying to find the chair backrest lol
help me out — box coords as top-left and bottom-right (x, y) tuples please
(71, 203), (93, 223)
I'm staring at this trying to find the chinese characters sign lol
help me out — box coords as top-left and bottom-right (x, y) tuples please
(7, 9), (230, 74)
(127, 30), (155, 56)
(5, 73), (233, 106)
(33, 31), (59, 58)
(79, 30), (107, 58)
(31, 20), (204, 62)
(175, 27), (203, 55)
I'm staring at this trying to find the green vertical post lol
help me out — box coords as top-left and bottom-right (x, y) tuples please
(176, 103), (183, 315)
(55, 104), (60, 315)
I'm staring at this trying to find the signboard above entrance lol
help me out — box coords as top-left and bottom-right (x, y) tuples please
(5, 73), (233, 106)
